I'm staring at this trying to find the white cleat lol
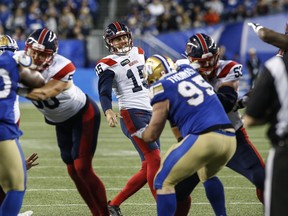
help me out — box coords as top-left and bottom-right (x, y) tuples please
(17, 210), (33, 216)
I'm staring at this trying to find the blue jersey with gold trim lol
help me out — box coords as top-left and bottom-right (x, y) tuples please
(0, 51), (22, 141)
(150, 64), (231, 136)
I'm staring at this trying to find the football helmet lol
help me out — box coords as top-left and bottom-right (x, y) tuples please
(185, 33), (219, 79)
(25, 28), (58, 71)
(0, 35), (18, 53)
(144, 54), (176, 85)
(103, 21), (133, 55)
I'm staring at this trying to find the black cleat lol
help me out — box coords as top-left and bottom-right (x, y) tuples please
(108, 201), (123, 216)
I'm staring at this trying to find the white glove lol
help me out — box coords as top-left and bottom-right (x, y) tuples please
(131, 126), (148, 139)
(13, 51), (32, 67)
(248, 22), (264, 35)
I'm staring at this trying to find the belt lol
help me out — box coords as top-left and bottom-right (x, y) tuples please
(215, 128), (235, 136)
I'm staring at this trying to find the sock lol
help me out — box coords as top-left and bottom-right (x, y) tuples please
(145, 149), (161, 200)
(0, 190), (25, 216)
(157, 193), (177, 216)
(67, 164), (100, 215)
(74, 157), (109, 216)
(203, 176), (226, 216)
(110, 161), (147, 206)
(175, 195), (191, 216)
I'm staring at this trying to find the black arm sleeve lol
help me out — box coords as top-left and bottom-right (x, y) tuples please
(98, 69), (115, 113)
(216, 85), (238, 113)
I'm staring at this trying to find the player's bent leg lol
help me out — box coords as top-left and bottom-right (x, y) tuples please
(67, 163), (100, 215)
(145, 149), (161, 200)
(226, 127), (265, 203)
(110, 161), (147, 206)
(74, 156), (110, 216)
(203, 177), (226, 216)
(175, 174), (200, 216)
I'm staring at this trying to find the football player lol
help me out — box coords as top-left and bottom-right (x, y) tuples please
(17, 28), (110, 216)
(95, 21), (161, 216)
(132, 54), (237, 216)
(173, 33), (266, 215)
(0, 35), (44, 216)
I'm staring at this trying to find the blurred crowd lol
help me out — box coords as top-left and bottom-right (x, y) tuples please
(0, 0), (287, 40)
(0, 0), (99, 40)
(125, 0), (287, 36)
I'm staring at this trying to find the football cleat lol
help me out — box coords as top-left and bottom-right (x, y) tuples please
(108, 201), (123, 216)
(17, 210), (33, 216)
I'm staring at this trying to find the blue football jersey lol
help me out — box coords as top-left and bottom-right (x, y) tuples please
(0, 51), (22, 141)
(150, 64), (232, 137)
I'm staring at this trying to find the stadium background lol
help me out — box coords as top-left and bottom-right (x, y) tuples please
(1, 0), (287, 102)
(1, 1), (282, 215)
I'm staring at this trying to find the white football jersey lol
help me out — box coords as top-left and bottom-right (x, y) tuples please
(96, 47), (152, 111)
(208, 60), (243, 130)
(18, 51), (86, 123)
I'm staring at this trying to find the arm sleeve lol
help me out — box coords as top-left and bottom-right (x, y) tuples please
(216, 85), (238, 113)
(98, 69), (115, 113)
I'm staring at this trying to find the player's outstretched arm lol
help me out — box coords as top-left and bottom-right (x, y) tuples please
(248, 22), (288, 50)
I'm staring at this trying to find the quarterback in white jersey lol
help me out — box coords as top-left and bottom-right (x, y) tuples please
(95, 21), (160, 215)
(173, 33), (266, 216)
(18, 28), (110, 216)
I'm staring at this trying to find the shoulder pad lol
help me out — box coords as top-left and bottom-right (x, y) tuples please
(95, 58), (117, 75)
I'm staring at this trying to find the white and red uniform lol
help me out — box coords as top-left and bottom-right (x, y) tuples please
(96, 46), (160, 200)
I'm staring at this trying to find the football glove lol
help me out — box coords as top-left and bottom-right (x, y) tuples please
(233, 95), (249, 111)
(131, 125), (148, 139)
(13, 51), (32, 67)
(248, 22), (264, 35)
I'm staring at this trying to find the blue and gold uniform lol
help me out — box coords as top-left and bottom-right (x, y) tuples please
(133, 55), (237, 216)
(0, 39), (27, 216)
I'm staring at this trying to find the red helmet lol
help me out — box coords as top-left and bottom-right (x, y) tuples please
(103, 21), (133, 54)
(185, 33), (219, 79)
(25, 28), (58, 71)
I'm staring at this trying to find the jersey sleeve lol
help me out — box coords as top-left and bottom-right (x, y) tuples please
(52, 62), (75, 82)
(217, 61), (243, 82)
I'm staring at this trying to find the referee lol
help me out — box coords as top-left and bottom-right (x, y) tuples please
(244, 22), (288, 216)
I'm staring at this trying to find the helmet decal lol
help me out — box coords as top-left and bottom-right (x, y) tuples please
(194, 33), (209, 54)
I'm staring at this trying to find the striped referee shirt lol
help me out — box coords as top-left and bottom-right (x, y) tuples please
(246, 54), (288, 145)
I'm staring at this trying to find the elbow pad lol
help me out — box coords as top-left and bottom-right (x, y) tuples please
(216, 86), (238, 113)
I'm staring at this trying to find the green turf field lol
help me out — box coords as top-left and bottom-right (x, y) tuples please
(18, 103), (269, 216)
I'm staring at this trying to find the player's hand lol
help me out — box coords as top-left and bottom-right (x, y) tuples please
(26, 153), (39, 170)
(233, 96), (249, 112)
(13, 51), (32, 67)
(105, 109), (118, 127)
(248, 22), (264, 35)
(131, 126), (147, 139)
